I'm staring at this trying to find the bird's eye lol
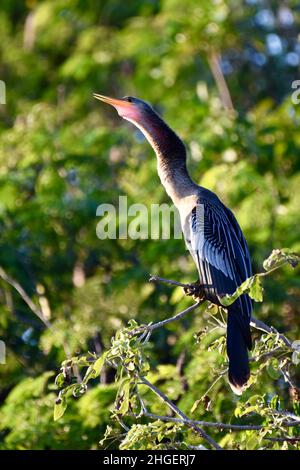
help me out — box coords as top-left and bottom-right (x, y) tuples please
(123, 96), (133, 103)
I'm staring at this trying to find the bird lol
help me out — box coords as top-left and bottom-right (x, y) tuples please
(94, 93), (253, 395)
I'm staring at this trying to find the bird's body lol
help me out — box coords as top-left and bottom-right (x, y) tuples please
(94, 94), (253, 394)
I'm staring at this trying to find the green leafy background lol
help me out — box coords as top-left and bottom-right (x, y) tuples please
(0, 0), (299, 450)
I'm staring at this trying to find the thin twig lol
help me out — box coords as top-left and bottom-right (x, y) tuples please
(0, 266), (73, 359)
(149, 275), (293, 351)
(136, 385), (148, 416)
(280, 363), (299, 390)
(142, 412), (262, 431)
(137, 411), (299, 433)
(273, 410), (300, 423)
(116, 416), (130, 432)
(250, 317), (292, 348)
(0, 266), (52, 329)
(207, 49), (234, 112)
(264, 436), (300, 443)
(188, 444), (208, 450)
(198, 370), (227, 402)
(149, 275), (190, 288)
(249, 347), (287, 363)
(146, 301), (201, 332)
(132, 301), (201, 337)
(139, 376), (223, 450)
(259, 262), (289, 278)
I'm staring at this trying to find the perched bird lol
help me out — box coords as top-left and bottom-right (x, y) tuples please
(94, 94), (252, 394)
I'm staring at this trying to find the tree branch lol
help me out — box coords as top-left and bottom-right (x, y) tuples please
(250, 317), (292, 348)
(0, 266), (72, 359)
(0, 266), (52, 329)
(133, 301), (201, 338)
(273, 410), (300, 423)
(55, 262), (300, 450)
(140, 411), (299, 432)
(207, 49), (234, 112)
(139, 376), (223, 450)
(148, 274), (294, 350)
(149, 275), (190, 289)
(264, 436), (300, 443)
(249, 347), (288, 363)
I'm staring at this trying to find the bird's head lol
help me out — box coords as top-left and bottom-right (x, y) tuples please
(93, 94), (153, 127)
(94, 93), (185, 161)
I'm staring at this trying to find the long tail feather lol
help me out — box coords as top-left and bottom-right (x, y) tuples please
(227, 312), (250, 395)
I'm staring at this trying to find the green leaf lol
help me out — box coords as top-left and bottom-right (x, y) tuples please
(234, 406), (242, 418)
(247, 394), (263, 406)
(126, 362), (135, 371)
(263, 249), (300, 271)
(293, 401), (300, 417)
(53, 398), (67, 421)
(54, 373), (66, 388)
(266, 359), (281, 380)
(270, 395), (280, 410)
(248, 275), (263, 302)
(191, 399), (201, 414)
(92, 351), (108, 378)
(118, 380), (131, 415)
(219, 279), (248, 306)
(246, 433), (259, 450)
(219, 275), (263, 306)
(82, 365), (94, 384)
(292, 351), (300, 365)
(207, 303), (219, 315)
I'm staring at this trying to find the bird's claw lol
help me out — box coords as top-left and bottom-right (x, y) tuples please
(183, 281), (205, 301)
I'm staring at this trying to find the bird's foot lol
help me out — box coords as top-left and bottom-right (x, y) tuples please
(183, 281), (205, 301)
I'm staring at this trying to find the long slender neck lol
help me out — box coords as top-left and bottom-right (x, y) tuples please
(129, 109), (196, 204)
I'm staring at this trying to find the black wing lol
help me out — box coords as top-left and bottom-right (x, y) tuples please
(184, 196), (252, 348)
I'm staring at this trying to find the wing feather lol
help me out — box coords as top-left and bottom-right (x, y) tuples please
(185, 196), (252, 348)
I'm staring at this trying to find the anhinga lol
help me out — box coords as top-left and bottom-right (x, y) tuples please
(94, 94), (252, 395)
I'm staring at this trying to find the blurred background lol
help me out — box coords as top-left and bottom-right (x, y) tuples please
(0, 0), (299, 450)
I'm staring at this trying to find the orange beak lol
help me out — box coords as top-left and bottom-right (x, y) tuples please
(93, 93), (142, 123)
(93, 94), (132, 109)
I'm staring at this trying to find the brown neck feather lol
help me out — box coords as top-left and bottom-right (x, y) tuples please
(130, 109), (196, 202)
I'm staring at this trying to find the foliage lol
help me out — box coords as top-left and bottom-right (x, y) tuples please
(0, 0), (300, 450)
(51, 250), (300, 449)
(220, 249), (300, 306)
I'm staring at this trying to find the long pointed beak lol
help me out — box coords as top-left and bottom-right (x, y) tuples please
(93, 94), (132, 109)
(93, 93), (141, 122)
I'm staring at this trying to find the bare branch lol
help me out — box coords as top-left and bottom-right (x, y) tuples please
(139, 376), (223, 450)
(250, 317), (292, 348)
(149, 275), (294, 351)
(137, 376), (299, 451)
(279, 363), (299, 390)
(136, 385), (148, 416)
(146, 301), (201, 331)
(0, 266), (52, 330)
(142, 412), (262, 431)
(143, 412), (299, 431)
(55, 263), (300, 449)
(273, 410), (300, 423)
(249, 347), (287, 363)
(207, 49), (234, 112)
(264, 436), (300, 443)
(0, 266), (73, 359)
(149, 275), (190, 289)
(132, 301), (201, 338)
